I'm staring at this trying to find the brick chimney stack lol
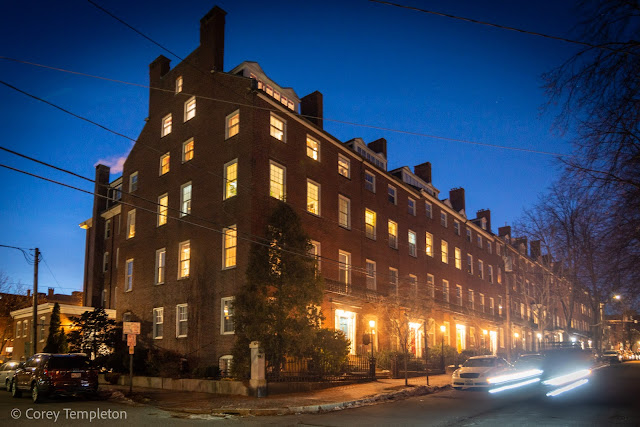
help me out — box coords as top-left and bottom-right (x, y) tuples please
(414, 162), (432, 183)
(200, 6), (227, 72)
(476, 209), (491, 232)
(530, 240), (541, 260)
(449, 188), (466, 213)
(301, 91), (323, 129)
(367, 138), (387, 159)
(498, 225), (511, 241)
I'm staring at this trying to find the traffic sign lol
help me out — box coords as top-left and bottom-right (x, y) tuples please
(123, 321), (141, 335)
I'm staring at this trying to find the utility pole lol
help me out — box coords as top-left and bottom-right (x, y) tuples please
(32, 247), (40, 356)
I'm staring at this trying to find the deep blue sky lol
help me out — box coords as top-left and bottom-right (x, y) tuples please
(0, 0), (581, 294)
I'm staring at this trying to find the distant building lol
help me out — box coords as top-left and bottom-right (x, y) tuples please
(80, 6), (597, 371)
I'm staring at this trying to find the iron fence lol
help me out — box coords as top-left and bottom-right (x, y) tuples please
(266, 354), (373, 383)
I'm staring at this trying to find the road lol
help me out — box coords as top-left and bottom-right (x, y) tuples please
(1, 362), (638, 426)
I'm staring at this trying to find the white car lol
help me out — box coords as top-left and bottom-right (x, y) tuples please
(0, 361), (23, 392)
(451, 356), (513, 390)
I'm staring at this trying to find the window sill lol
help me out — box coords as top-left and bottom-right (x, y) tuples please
(177, 335), (187, 339)
(221, 331), (235, 335)
(154, 337), (163, 340)
(222, 266), (237, 271)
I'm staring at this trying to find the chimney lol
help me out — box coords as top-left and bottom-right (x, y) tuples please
(449, 188), (466, 213)
(48, 288), (54, 298)
(27, 289), (31, 297)
(300, 91), (323, 129)
(476, 209), (491, 232)
(367, 138), (387, 159)
(530, 240), (541, 260)
(149, 55), (171, 115)
(414, 162), (432, 183)
(515, 237), (528, 255)
(200, 6), (227, 72)
(498, 225), (511, 241)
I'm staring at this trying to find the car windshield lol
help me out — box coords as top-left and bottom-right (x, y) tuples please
(463, 358), (496, 367)
(47, 356), (91, 370)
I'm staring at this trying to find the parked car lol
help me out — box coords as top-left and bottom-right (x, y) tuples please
(11, 353), (98, 403)
(451, 356), (513, 390)
(600, 350), (621, 364)
(0, 361), (23, 392)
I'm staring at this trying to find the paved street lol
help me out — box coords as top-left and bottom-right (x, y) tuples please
(1, 362), (638, 426)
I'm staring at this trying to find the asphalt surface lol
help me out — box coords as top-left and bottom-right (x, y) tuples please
(0, 361), (638, 426)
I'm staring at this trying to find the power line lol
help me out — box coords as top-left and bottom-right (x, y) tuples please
(368, 0), (638, 57)
(40, 254), (62, 290)
(0, 243), (35, 265)
(0, 57), (571, 158)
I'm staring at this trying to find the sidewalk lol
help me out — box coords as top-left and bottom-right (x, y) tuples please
(103, 374), (452, 416)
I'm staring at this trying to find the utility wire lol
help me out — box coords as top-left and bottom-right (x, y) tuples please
(0, 244), (35, 265)
(0, 57), (570, 158)
(40, 254), (62, 291)
(368, 0), (638, 57)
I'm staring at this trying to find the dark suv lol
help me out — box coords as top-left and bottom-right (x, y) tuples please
(11, 353), (98, 403)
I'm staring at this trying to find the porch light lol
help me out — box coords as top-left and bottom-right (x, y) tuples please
(369, 320), (376, 328)
(514, 332), (520, 338)
(440, 325), (446, 333)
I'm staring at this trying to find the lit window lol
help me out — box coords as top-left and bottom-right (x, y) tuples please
(425, 202), (433, 219)
(408, 230), (417, 257)
(408, 198), (416, 216)
(156, 248), (166, 285)
(468, 290), (475, 310)
(427, 274), (435, 297)
(269, 161), (285, 200)
(490, 297), (495, 315)
(442, 280), (449, 302)
(270, 114), (286, 141)
(338, 195), (351, 229)
(440, 211), (447, 227)
(184, 96), (196, 121)
(365, 171), (375, 192)
(182, 138), (194, 162)
(153, 307), (163, 339)
(176, 304), (188, 338)
(389, 268), (398, 296)
(221, 297), (235, 334)
(306, 136), (320, 161)
(307, 180), (320, 215)
(454, 220), (460, 235)
(498, 267), (502, 284)
(338, 155), (350, 178)
(388, 220), (398, 249)
(467, 254), (473, 275)
(224, 159), (238, 199)
(480, 294), (485, 312)
(426, 232), (433, 257)
(127, 209), (136, 239)
(223, 225), (237, 269)
(180, 182), (192, 216)
(388, 185), (397, 204)
(479, 260), (484, 279)
(129, 172), (138, 192)
(339, 250), (351, 286)
(365, 209), (376, 240)
(226, 110), (240, 139)
(162, 114), (172, 137)
(175, 76), (183, 93)
(179, 240), (191, 279)
(441, 240), (449, 264)
(366, 260), (376, 290)
(158, 194), (168, 226)
(23, 320), (28, 338)
(455, 247), (462, 269)
(160, 153), (170, 175)
(125, 259), (133, 291)
(456, 285), (463, 305)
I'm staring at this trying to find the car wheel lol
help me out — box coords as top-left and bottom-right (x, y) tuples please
(32, 383), (42, 403)
(11, 380), (22, 398)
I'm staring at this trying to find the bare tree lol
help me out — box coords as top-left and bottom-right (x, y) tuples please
(0, 271), (30, 355)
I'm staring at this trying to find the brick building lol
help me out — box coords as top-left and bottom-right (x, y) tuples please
(80, 6), (596, 370)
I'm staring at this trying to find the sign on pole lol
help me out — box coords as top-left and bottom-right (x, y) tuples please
(127, 334), (137, 347)
(123, 322), (141, 335)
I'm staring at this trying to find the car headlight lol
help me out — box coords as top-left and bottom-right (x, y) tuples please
(452, 370), (460, 378)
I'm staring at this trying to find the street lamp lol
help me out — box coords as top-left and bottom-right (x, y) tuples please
(440, 325), (446, 372)
(614, 294), (621, 301)
(369, 320), (375, 358)
(536, 333), (542, 352)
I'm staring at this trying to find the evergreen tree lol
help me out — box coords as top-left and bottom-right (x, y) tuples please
(67, 308), (116, 358)
(232, 202), (328, 376)
(43, 302), (68, 353)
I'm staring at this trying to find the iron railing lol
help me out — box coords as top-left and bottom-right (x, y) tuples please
(266, 354), (373, 383)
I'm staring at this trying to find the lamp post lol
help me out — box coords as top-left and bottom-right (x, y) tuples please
(440, 325), (446, 372)
(369, 320), (375, 358)
(369, 320), (376, 379)
(536, 333), (542, 352)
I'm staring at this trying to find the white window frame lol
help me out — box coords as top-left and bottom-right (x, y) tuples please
(160, 152), (170, 175)
(442, 280), (449, 302)
(178, 240), (191, 279)
(175, 76), (183, 93)
(440, 211), (447, 227)
(408, 197), (416, 216)
(467, 253), (474, 274)
(153, 307), (164, 339)
(366, 259), (376, 290)
(269, 161), (286, 201)
(182, 138), (194, 163)
(409, 274), (418, 296)
(104, 219), (111, 239)
(477, 235), (483, 248)
(425, 232), (433, 257)
(161, 114), (172, 137)
(157, 193), (168, 227)
(365, 209), (376, 240)
(223, 225), (237, 269)
(338, 195), (351, 229)
(454, 220), (460, 235)
(389, 267), (399, 296)
(455, 247), (462, 269)
(226, 110), (240, 139)
(441, 240), (449, 264)
(479, 259), (484, 279)
(468, 289), (475, 310)
(388, 185), (397, 205)
(306, 179), (321, 216)
(388, 220), (398, 249)
(184, 96), (196, 122)
(126, 209), (136, 239)
(224, 159), (238, 200)
(125, 259), (133, 292)
(270, 113), (286, 141)
(427, 274), (435, 297)
(425, 202), (433, 219)
(221, 297), (235, 335)
(456, 284), (463, 305)
(408, 230), (417, 257)
(176, 304), (188, 338)
(306, 135), (320, 161)
(338, 154), (350, 178)
(155, 248), (166, 285)
(180, 182), (192, 217)
(310, 240), (321, 272)
(364, 171), (375, 193)
(129, 172), (138, 192)
(339, 250), (351, 286)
